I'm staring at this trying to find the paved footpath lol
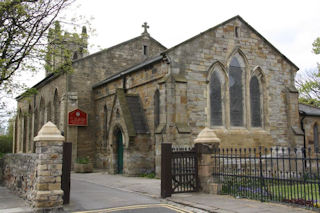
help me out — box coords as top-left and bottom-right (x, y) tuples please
(0, 186), (32, 213)
(0, 172), (316, 213)
(71, 172), (315, 213)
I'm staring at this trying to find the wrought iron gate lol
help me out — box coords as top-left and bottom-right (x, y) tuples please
(161, 143), (199, 198)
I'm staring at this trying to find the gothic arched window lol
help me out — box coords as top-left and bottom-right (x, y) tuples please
(314, 123), (319, 152)
(53, 90), (60, 129)
(229, 57), (244, 126)
(47, 102), (52, 122)
(250, 76), (261, 127)
(23, 114), (27, 153)
(34, 108), (39, 136)
(210, 71), (222, 126)
(28, 105), (32, 152)
(103, 105), (108, 147)
(154, 90), (160, 128)
(40, 98), (45, 127)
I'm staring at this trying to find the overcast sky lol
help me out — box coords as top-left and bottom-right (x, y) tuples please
(3, 0), (319, 128)
(23, 0), (320, 85)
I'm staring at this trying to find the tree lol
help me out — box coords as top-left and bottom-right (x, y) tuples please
(297, 38), (320, 107)
(0, 0), (73, 87)
(0, 0), (75, 131)
(0, 117), (14, 156)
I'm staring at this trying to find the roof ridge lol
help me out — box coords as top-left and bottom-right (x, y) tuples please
(92, 54), (163, 88)
(73, 34), (166, 64)
(162, 15), (298, 70)
(299, 102), (320, 109)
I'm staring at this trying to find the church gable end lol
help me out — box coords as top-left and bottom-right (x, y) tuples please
(162, 15), (300, 148)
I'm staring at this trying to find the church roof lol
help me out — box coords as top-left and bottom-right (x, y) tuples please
(92, 55), (163, 89)
(126, 95), (149, 134)
(73, 35), (166, 64)
(116, 89), (149, 135)
(299, 103), (320, 117)
(17, 33), (166, 100)
(162, 15), (299, 71)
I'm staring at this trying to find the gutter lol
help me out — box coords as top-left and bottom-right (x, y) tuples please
(299, 110), (307, 159)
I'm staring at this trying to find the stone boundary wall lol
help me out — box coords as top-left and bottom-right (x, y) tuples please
(2, 154), (37, 202)
(0, 122), (65, 211)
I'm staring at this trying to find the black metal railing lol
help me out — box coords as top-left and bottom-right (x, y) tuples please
(212, 147), (320, 209)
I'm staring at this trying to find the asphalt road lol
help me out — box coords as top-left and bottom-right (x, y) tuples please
(64, 179), (191, 213)
(73, 204), (192, 213)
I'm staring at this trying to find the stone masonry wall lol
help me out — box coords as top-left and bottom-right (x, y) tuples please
(2, 154), (37, 202)
(93, 61), (168, 172)
(16, 74), (67, 154)
(166, 17), (301, 148)
(70, 35), (166, 163)
(15, 33), (166, 167)
(1, 122), (64, 211)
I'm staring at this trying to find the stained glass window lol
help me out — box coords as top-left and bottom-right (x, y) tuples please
(210, 71), (222, 126)
(229, 57), (243, 126)
(250, 76), (261, 127)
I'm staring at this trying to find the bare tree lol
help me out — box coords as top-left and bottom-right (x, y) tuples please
(0, 0), (73, 86)
(296, 37), (320, 107)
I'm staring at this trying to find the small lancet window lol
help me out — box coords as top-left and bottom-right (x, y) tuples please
(103, 105), (108, 147)
(154, 90), (160, 128)
(73, 52), (78, 60)
(314, 123), (319, 152)
(143, 45), (148, 56)
(229, 57), (243, 126)
(250, 76), (262, 127)
(210, 71), (222, 126)
(235, 26), (240, 38)
(53, 90), (60, 128)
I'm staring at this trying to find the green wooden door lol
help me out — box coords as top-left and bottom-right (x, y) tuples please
(117, 131), (123, 174)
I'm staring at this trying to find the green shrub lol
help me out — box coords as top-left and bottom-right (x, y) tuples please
(76, 156), (89, 164)
(0, 135), (12, 154)
(139, 172), (156, 179)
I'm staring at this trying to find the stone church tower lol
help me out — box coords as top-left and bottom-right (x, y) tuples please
(45, 21), (88, 76)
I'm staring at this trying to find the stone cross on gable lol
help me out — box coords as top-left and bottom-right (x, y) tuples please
(142, 22), (149, 36)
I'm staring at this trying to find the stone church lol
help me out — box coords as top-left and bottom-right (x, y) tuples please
(14, 15), (317, 176)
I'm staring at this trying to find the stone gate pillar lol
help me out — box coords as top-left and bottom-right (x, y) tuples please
(33, 122), (64, 210)
(195, 127), (221, 194)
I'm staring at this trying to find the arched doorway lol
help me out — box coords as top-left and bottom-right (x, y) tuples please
(116, 130), (123, 174)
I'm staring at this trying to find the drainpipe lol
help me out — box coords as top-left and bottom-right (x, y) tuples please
(299, 110), (307, 159)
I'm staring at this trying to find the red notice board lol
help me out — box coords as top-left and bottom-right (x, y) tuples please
(68, 109), (88, 126)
